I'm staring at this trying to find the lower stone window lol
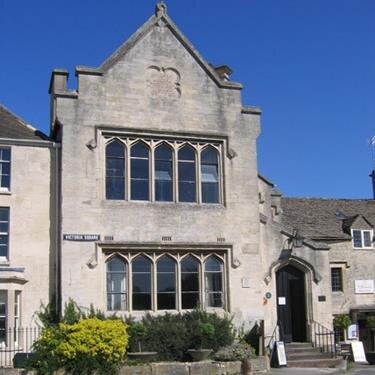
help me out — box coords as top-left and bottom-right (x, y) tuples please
(105, 251), (226, 312)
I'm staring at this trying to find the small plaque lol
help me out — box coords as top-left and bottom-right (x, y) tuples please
(63, 234), (100, 241)
(265, 292), (272, 299)
(278, 297), (286, 305)
(242, 277), (251, 288)
(355, 280), (374, 294)
(318, 295), (326, 302)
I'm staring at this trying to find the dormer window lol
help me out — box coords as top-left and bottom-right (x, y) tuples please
(352, 229), (373, 249)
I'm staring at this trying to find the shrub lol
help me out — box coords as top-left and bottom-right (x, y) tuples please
(214, 342), (256, 361)
(29, 318), (128, 375)
(334, 314), (352, 330)
(126, 310), (235, 361)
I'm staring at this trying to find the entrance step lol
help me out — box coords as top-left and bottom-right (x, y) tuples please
(285, 342), (341, 368)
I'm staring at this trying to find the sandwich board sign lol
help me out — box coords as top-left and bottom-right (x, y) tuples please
(275, 341), (287, 367)
(351, 341), (367, 363)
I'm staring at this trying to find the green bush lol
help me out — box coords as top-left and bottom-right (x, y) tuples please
(126, 310), (235, 361)
(334, 314), (352, 330)
(29, 318), (128, 375)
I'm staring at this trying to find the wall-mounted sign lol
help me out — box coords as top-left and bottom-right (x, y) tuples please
(355, 280), (374, 294)
(318, 295), (326, 302)
(265, 292), (272, 299)
(242, 277), (251, 288)
(278, 297), (286, 305)
(348, 324), (359, 340)
(63, 234), (100, 241)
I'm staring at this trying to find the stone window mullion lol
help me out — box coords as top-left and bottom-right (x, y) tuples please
(197, 144), (202, 204)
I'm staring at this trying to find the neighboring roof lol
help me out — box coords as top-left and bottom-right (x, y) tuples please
(281, 197), (375, 240)
(0, 105), (48, 141)
(75, 2), (242, 90)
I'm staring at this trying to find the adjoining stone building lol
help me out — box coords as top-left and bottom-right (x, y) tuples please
(0, 2), (374, 364)
(0, 105), (57, 350)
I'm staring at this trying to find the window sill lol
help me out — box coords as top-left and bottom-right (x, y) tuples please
(0, 189), (11, 195)
(352, 247), (374, 251)
(102, 200), (225, 209)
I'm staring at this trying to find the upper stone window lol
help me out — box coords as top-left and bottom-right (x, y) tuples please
(0, 148), (11, 192)
(104, 136), (223, 205)
(351, 229), (373, 249)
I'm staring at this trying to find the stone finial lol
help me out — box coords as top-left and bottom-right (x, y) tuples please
(155, 2), (167, 17)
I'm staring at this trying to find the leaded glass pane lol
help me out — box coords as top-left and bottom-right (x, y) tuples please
(201, 147), (219, 203)
(106, 141), (125, 200)
(155, 144), (173, 202)
(363, 231), (372, 247)
(178, 146), (196, 202)
(181, 256), (199, 309)
(352, 230), (362, 248)
(132, 256), (152, 310)
(157, 256), (176, 310)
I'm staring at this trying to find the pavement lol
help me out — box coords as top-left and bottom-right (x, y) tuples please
(268, 364), (375, 375)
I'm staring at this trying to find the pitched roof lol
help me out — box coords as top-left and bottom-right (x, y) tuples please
(281, 197), (375, 240)
(0, 105), (47, 141)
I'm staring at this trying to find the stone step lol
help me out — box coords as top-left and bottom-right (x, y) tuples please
(285, 346), (321, 354)
(285, 342), (313, 349)
(287, 357), (342, 368)
(287, 352), (334, 361)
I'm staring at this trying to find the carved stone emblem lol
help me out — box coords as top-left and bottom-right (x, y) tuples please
(146, 66), (181, 99)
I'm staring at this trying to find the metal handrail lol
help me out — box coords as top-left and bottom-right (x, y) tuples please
(312, 321), (336, 358)
(266, 323), (279, 353)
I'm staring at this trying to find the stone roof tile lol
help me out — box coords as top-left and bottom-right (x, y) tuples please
(281, 197), (375, 240)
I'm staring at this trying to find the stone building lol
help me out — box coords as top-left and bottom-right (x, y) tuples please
(0, 105), (57, 350)
(0, 2), (374, 366)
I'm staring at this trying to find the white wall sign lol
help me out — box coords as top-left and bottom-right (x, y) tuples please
(241, 277), (251, 288)
(355, 280), (374, 294)
(278, 297), (286, 305)
(351, 341), (367, 363)
(348, 324), (359, 340)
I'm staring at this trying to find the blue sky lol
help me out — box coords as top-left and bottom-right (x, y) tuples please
(0, 0), (374, 199)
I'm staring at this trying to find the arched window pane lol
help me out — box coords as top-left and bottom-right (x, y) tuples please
(106, 257), (127, 311)
(155, 144), (173, 202)
(157, 256), (176, 310)
(106, 141), (125, 200)
(131, 142), (149, 201)
(181, 255), (200, 309)
(132, 255), (152, 310)
(204, 256), (223, 308)
(201, 147), (219, 203)
(178, 145), (196, 202)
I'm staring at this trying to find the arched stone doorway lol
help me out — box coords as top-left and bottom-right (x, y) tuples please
(276, 264), (307, 343)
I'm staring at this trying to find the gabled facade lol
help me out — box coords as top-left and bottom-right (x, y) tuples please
(50, 3), (264, 323)
(0, 3), (374, 367)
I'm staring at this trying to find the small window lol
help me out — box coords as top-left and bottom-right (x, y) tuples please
(106, 257), (127, 311)
(132, 255), (152, 310)
(131, 143), (150, 201)
(106, 141), (125, 200)
(331, 267), (343, 292)
(201, 147), (219, 203)
(0, 208), (9, 262)
(157, 255), (176, 310)
(181, 255), (200, 309)
(155, 144), (173, 202)
(352, 229), (373, 249)
(204, 256), (223, 307)
(0, 291), (6, 344)
(0, 148), (10, 191)
(14, 291), (21, 344)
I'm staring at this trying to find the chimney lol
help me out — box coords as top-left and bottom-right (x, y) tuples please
(371, 170), (375, 199)
(49, 69), (69, 137)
